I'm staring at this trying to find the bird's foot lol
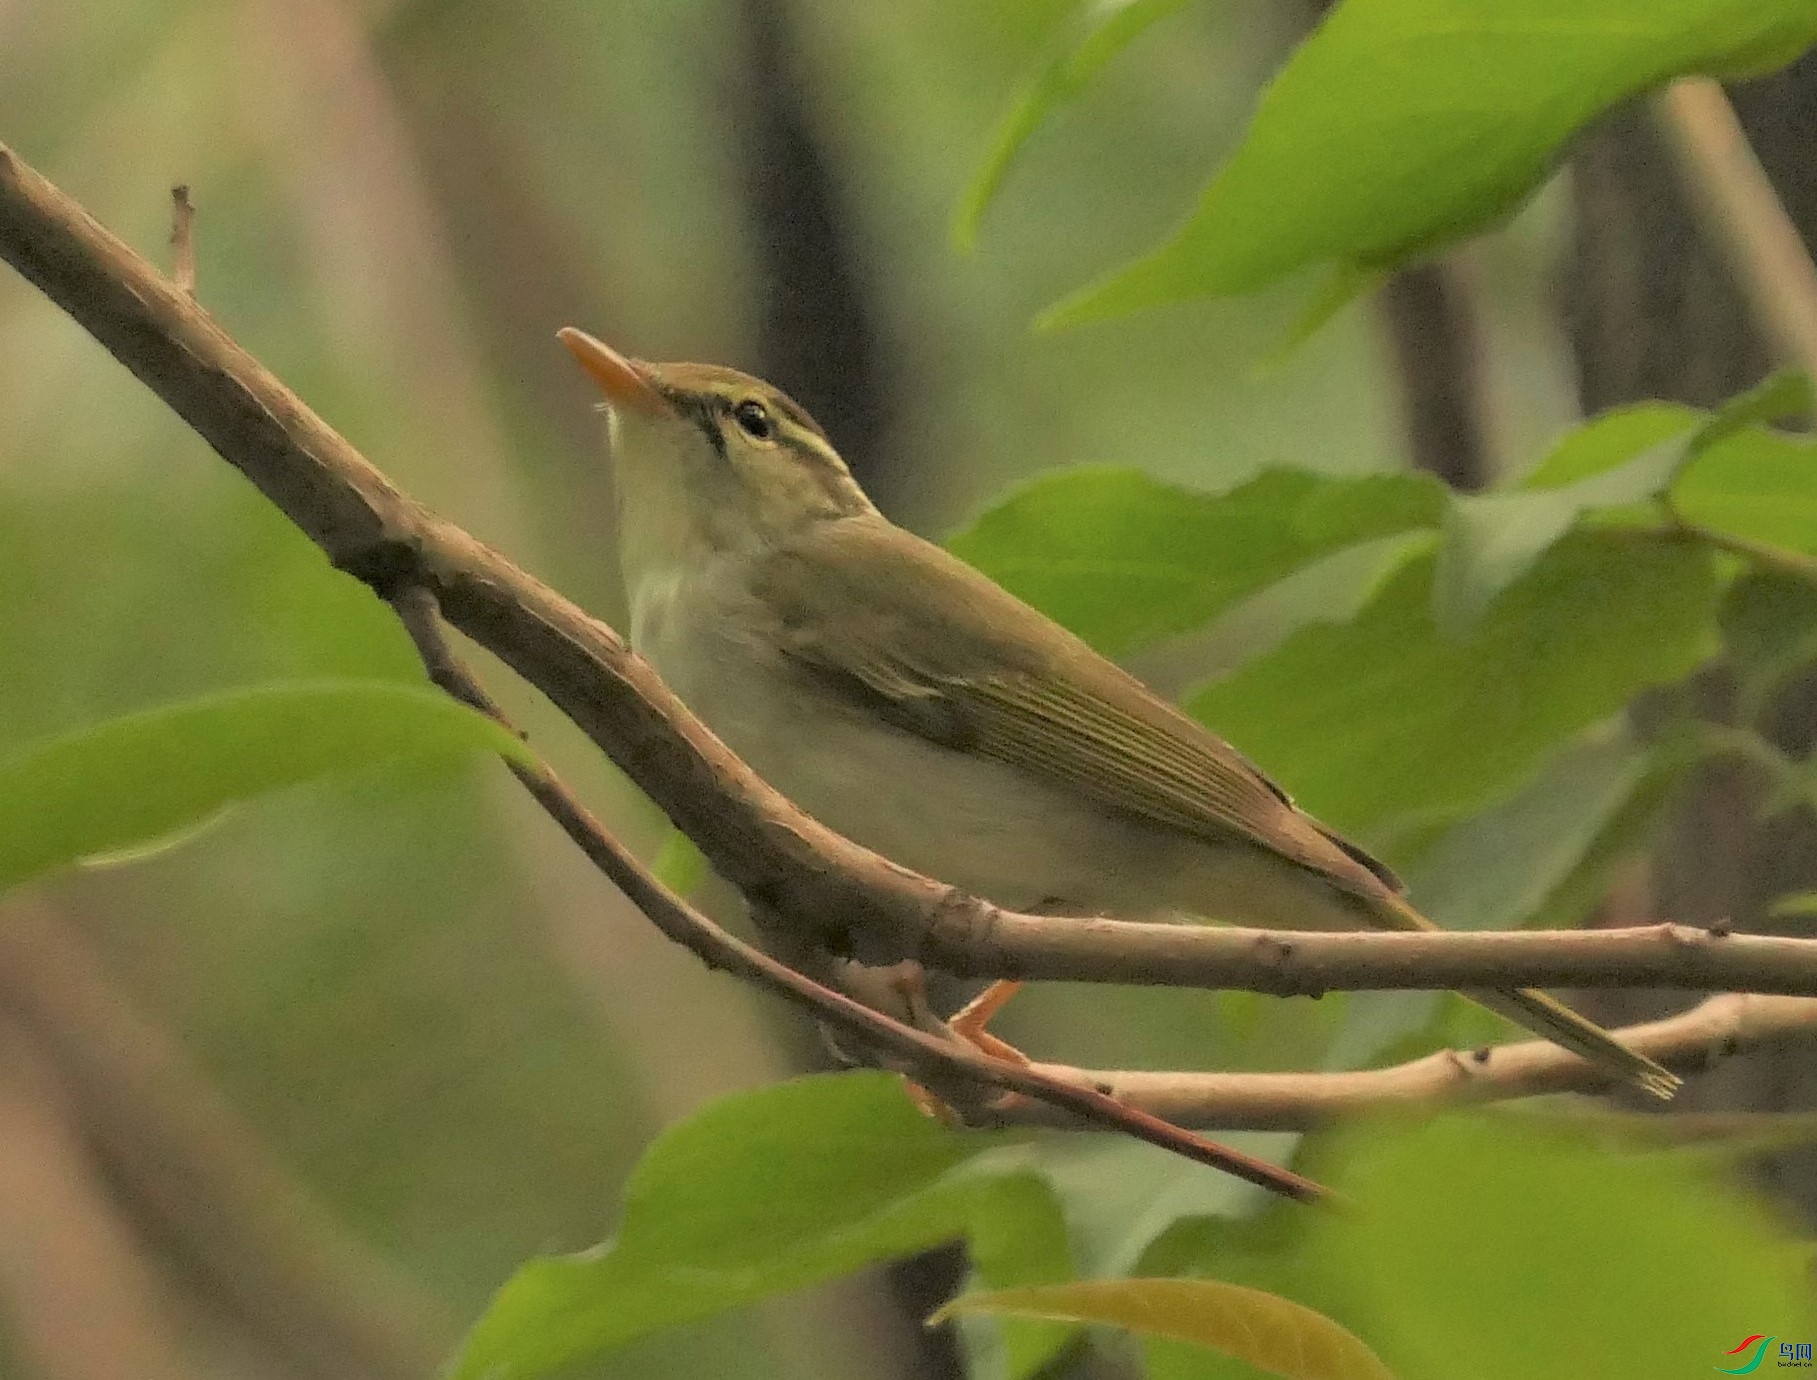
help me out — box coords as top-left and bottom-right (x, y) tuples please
(949, 979), (1027, 1063)
(944, 979), (1034, 1115)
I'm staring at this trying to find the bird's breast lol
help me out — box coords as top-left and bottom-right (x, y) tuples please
(629, 569), (1185, 917)
(629, 566), (1388, 936)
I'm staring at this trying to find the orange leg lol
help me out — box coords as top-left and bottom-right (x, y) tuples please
(948, 980), (1028, 1063)
(952, 980), (1033, 1115)
(898, 980), (1035, 1120)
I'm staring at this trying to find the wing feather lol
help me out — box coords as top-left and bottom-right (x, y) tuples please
(755, 517), (1398, 900)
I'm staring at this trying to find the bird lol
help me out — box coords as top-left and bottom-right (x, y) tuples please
(555, 325), (1679, 1100)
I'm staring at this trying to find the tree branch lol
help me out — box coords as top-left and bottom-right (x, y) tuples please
(383, 586), (1326, 1199)
(167, 185), (195, 297)
(948, 916), (1817, 994)
(1004, 993), (1817, 1132)
(9, 139), (1817, 1003)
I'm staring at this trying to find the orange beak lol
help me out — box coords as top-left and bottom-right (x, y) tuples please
(556, 327), (668, 416)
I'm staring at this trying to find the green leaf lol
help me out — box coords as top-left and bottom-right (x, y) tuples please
(1772, 891), (1817, 921)
(1499, 1104), (1817, 1160)
(1254, 265), (1386, 374)
(1187, 532), (1720, 833)
(1676, 424), (1817, 556)
(947, 468), (1446, 656)
(1038, 1135), (1297, 1282)
(1135, 1207), (1346, 1380)
(1314, 1115), (1816, 1380)
(954, 0), (1202, 251)
(1044, 0), (1817, 325)
(1518, 402), (1703, 488)
(1319, 991), (1447, 1079)
(1432, 439), (1689, 636)
(0, 682), (526, 895)
(1697, 368), (1815, 447)
(1433, 374), (1810, 635)
(950, 1159), (1081, 1380)
(450, 1074), (1058, 1380)
(650, 827), (708, 898)
(68, 805), (237, 871)
(1520, 375), (1808, 491)
(1406, 729), (1682, 932)
(1516, 751), (1692, 935)
(1718, 570), (1817, 720)
(936, 1279), (1396, 1380)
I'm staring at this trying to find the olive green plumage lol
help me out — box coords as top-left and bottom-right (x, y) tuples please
(558, 327), (1679, 1100)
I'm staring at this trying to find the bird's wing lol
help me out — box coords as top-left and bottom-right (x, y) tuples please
(753, 517), (1398, 900)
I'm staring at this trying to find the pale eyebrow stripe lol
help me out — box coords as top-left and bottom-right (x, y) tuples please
(784, 427), (849, 477)
(664, 383), (849, 484)
(768, 393), (828, 441)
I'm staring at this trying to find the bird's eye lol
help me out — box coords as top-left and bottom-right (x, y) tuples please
(731, 399), (774, 441)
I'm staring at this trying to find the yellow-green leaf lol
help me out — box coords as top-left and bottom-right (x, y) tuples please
(650, 827), (709, 898)
(1046, 0), (1817, 326)
(1315, 1115), (1816, 1380)
(0, 681), (526, 895)
(948, 467), (1445, 657)
(1189, 532), (1719, 833)
(450, 1074), (1057, 1380)
(936, 1279), (1396, 1380)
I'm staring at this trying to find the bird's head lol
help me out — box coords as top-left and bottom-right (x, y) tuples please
(558, 328), (874, 586)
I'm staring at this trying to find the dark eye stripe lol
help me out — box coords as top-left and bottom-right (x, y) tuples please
(660, 385), (853, 490)
(660, 386), (727, 460)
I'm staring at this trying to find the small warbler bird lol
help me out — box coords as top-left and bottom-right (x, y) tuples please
(557, 327), (1678, 1100)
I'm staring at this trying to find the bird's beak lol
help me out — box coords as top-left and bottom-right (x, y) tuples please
(557, 327), (668, 416)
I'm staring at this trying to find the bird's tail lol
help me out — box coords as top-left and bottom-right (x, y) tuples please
(1464, 986), (1680, 1100)
(1364, 891), (1680, 1100)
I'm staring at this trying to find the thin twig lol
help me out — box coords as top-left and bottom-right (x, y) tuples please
(167, 185), (194, 297)
(385, 587), (1330, 1202)
(1655, 77), (1817, 384)
(1001, 993), (1817, 1132)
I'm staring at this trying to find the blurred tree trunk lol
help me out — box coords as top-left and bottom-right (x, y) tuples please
(1378, 263), (1491, 491)
(734, 0), (899, 506)
(1564, 54), (1817, 1210)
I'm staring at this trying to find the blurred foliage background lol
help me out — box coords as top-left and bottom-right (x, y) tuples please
(0, 5), (1402, 1376)
(4, 2), (1817, 1379)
